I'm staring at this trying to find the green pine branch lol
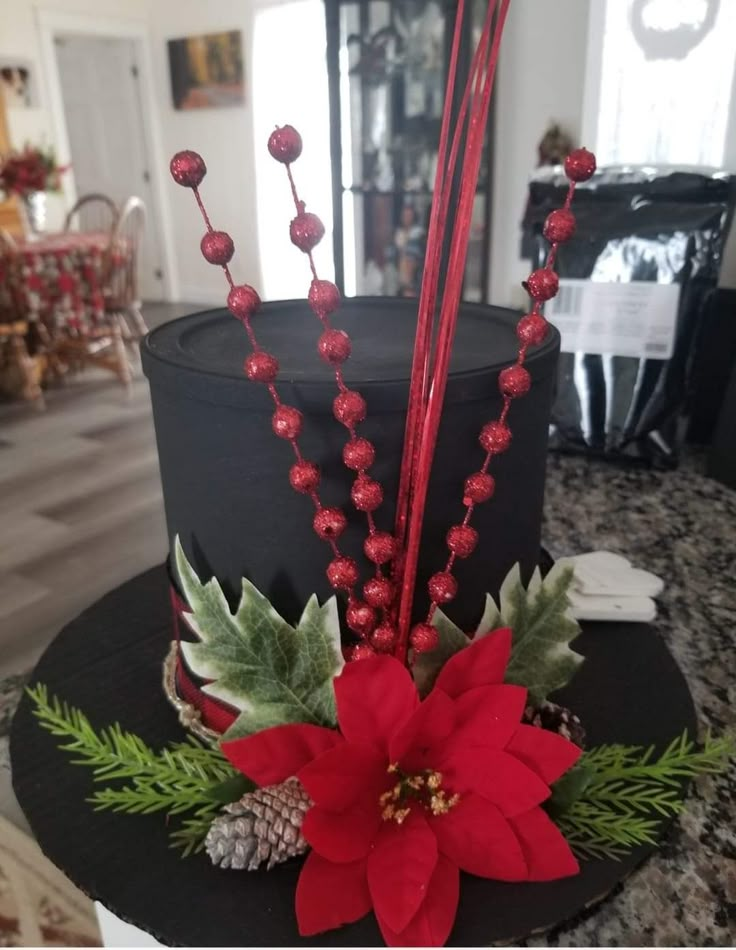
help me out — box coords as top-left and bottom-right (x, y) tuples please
(550, 730), (734, 860)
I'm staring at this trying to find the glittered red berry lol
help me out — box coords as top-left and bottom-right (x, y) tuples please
(351, 475), (383, 512)
(227, 284), (261, 319)
(543, 208), (576, 243)
(363, 577), (394, 609)
(318, 329), (351, 365)
(308, 279), (341, 317)
(346, 601), (376, 638)
(350, 642), (376, 662)
(272, 405), (303, 440)
(201, 231), (234, 265)
(334, 390), (366, 427)
(463, 472), (495, 505)
(499, 364), (531, 398)
(327, 556), (359, 590)
(170, 150), (206, 188)
(343, 437), (375, 471)
(410, 623), (439, 654)
(446, 524), (478, 558)
(313, 507), (347, 540)
(244, 350), (279, 383)
(525, 268), (559, 302)
(290, 212), (324, 252)
(428, 571), (458, 604)
(517, 313), (549, 346)
(364, 531), (396, 565)
(267, 125), (303, 164)
(479, 420), (512, 454)
(289, 460), (320, 493)
(564, 147), (596, 183)
(371, 622), (397, 653)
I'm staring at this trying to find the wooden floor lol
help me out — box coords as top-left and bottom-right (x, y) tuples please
(0, 301), (208, 679)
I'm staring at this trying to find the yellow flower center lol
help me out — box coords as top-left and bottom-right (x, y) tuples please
(379, 763), (460, 824)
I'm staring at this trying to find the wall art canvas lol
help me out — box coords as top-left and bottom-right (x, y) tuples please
(167, 31), (244, 110)
(0, 60), (37, 109)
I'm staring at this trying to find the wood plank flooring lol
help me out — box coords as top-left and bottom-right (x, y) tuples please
(0, 301), (208, 679)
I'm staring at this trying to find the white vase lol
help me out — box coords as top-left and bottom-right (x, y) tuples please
(21, 190), (48, 237)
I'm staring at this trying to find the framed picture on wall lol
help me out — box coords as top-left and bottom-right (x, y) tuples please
(0, 60), (38, 109)
(167, 30), (245, 110)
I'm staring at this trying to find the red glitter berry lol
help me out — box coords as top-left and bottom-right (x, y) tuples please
(543, 209), (576, 243)
(308, 279), (341, 317)
(334, 390), (367, 427)
(363, 577), (394, 609)
(244, 351), (279, 383)
(327, 556), (359, 590)
(463, 472), (495, 505)
(525, 268), (559, 302)
(169, 150), (206, 188)
(410, 623), (439, 654)
(313, 507), (347, 541)
(289, 460), (320, 493)
(350, 642), (376, 662)
(517, 313), (549, 346)
(272, 405), (303, 440)
(428, 571), (458, 604)
(351, 475), (383, 512)
(364, 532), (396, 565)
(227, 284), (261, 319)
(267, 125), (303, 164)
(371, 623), (397, 653)
(446, 524), (478, 559)
(343, 437), (375, 471)
(290, 212), (325, 252)
(346, 601), (376, 638)
(201, 231), (234, 266)
(318, 329), (352, 365)
(564, 147), (596, 183)
(479, 421), (512, 454)
(499, 364), (531, 398)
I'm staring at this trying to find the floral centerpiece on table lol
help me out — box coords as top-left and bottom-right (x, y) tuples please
(0, 144), (67, 198)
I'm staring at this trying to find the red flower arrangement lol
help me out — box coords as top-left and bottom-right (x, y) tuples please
(0, 144), (68, 198)
(223, 629), (581, 946)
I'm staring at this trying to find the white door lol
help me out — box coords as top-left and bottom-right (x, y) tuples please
(54, 34), (165, 301)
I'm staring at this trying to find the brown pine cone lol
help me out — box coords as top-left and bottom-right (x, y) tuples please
(522, 700), (586, 748)
(205, 778), (312, 871)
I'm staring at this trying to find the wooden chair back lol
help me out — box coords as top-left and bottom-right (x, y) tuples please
(104, 196), (146, 309)
(64, 193), (119, 235)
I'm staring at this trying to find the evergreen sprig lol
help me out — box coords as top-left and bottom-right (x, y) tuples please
(27, 684), (252, 854)
(550, 730), (734, 860)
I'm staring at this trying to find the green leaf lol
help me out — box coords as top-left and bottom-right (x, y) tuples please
(175, 537), (344, 739)
(545, 764), (594, 818)
(413, 608), (470, 697)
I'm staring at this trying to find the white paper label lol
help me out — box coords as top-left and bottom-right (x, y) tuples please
(546, 279), (680, 359)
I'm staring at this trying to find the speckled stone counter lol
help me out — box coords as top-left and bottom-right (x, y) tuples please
(529, 452), (736, 947)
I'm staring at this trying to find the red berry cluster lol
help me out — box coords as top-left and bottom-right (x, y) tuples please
(170, 147), (365, 606)
(408, 147), (596, 653)
(268, 125), (397, 659)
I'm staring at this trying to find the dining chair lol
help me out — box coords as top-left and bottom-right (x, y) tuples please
(64, 193), (119, 235)
(0, 229), (43, 404)
(104, 195), (148, 340)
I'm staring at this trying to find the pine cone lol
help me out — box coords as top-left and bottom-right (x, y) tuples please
(523, 701), (586, 748)
(205, 778), (312, 871)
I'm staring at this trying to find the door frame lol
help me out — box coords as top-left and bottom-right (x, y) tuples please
(36, 8), (179, 301)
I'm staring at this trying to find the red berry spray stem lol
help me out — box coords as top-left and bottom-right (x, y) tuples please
(170, 152), (361, 610)
(268, 127), (396, 655)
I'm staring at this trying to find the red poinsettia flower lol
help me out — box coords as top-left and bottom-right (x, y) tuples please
(222, 629), (581, 947)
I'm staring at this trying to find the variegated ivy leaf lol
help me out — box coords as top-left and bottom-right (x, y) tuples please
(414, 561), (583, 704)
(174, 537), (344, 740)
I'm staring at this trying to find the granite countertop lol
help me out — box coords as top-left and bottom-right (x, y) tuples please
(530, 451), (736, 947)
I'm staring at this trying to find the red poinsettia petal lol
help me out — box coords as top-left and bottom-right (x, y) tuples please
(221, 723), (342, 786)
(367, 811), (438, 934)
(435, 627), (512, 698)
(432, 791), (527, 880)
(505, 724), (582, 785)
(441, 747), (550, 816)
(451, 684), (528, 750)
(302, 800), (382, 863)
(376, 854), (459, 948)
(509, 807), (580, 880)
(335, 656), (419, 751)
(298, 742), (388, 812)
(296, 851), (371, 936)
(388, 688), (455, 772)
